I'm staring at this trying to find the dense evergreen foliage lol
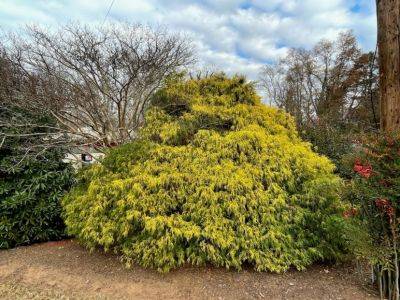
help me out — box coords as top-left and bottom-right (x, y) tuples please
(0, 107), (74, 249)
(63, 74), (347, 272)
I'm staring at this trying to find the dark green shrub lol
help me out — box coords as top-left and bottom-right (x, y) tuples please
(63, 74), (347, 272)
(0, 107), (74, 249)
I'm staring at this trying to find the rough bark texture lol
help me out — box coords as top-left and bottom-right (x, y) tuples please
(377, 0), (400, 132)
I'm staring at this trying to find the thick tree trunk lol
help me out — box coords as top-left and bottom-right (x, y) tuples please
(377, 0), (400, 132)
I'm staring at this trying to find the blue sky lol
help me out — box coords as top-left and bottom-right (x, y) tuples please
(0, 0), (377, 80)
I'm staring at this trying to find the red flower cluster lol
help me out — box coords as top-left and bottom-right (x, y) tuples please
(375, 198), (394, 222)
(343, 207), (358, 219)
(353, 159), (372, 178)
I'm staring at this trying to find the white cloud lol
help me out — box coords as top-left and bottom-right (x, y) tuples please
(0, 0), (377, 84)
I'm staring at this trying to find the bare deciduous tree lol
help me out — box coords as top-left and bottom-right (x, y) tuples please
(3, 23), (193, 149)
(260, 31), (379, 130)
(0, 54), (64, 167)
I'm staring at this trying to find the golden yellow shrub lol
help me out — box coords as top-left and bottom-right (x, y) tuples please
(63, 74), (346, 272)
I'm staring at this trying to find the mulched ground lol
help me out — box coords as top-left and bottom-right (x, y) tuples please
(0, 240), (378, 299)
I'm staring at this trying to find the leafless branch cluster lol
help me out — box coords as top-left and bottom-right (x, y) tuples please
(1, 23), (194, 152)
(260, 31), (379, 129)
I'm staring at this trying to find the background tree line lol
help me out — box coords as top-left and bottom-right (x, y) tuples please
(259, 31), (379, 169)
(260, 31), (379, 130)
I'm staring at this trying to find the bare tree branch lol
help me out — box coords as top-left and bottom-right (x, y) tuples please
(2, 23), (194, 150)
(259, 31), (379, 130)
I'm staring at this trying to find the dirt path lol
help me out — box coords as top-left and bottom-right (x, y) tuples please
(0, 240), (377, 299)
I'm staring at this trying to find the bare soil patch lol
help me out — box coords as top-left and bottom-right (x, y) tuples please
(0, 240), (377, 299)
